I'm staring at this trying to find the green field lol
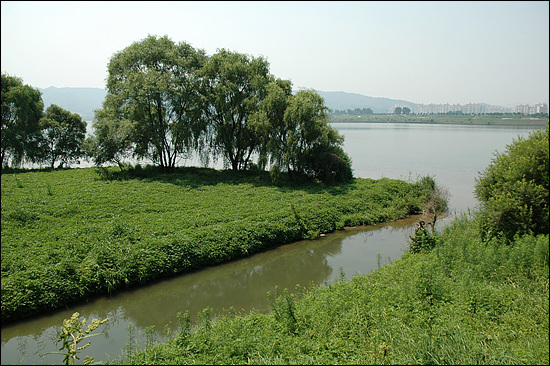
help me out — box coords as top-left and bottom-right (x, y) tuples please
(1, 166), (433, 324)
(329, 113), (549, 127)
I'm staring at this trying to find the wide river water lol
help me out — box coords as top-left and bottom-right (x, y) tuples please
(1, 122), (542, 364)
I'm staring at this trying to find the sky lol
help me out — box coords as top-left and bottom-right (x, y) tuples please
(1, 1), (548, 108)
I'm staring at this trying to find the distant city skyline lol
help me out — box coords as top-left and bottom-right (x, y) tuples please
(390, 102), (548, 115)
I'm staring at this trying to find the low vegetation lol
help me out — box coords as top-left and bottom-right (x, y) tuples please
(115, 217), (548, 365)
(1, 166), (434, 324)
(330, 113), (549, 127)
(107, 125), (547, 365)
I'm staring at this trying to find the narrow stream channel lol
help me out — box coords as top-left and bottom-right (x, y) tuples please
(1, 215), (421, 365)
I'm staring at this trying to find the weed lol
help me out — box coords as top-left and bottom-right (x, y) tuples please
(42, 312), (108, 365)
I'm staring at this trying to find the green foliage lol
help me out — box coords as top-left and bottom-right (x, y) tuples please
(475, 125), (549, 242)
(256, 86), (353, 183)
(267, 286), (299, 335)
(1, 73), (44, 168)
(103, 35), (208, 171)
(115, 216), (549, 365)
(38, 104), (87, 169)
(279, 89), (352, 182)
(408, 176), (450, 253)
(43, 312), (109, 365)
(304, 145), (353, 183)
(409, 226), (437, 253)
(85, 106), (134, 170)
(1, 167), (429, 323)
(93, 37), (351, 182)
(201, 48), (273, 171)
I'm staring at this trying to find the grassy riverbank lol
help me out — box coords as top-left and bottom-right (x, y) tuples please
(115, 215), (549, 365)
(110, 125), (548, 365)
(330, 113), (549, 127)
(1, 166), (434, 324)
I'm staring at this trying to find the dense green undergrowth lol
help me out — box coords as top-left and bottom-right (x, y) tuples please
(115, 214), (549, 365)
(109, 126), (549, 365)
(1, 166), (432, 324)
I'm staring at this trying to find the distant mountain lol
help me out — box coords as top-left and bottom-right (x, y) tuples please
(38, 87), (416, 122)
(38, 87), (107, 122)
(293, 90), (416, 113)
(313, 91), (416, 113)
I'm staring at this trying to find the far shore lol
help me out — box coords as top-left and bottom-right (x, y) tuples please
(329, 114), (548, 128)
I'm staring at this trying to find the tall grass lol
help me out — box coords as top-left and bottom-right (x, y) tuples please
(117, 214), (549, 365)
(1, 166), (432, 324)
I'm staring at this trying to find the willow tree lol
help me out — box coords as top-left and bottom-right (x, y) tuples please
(102, 35), (207, 171)
(201, 49), (273, 171)
(39, 104), (87, 169)
(270, 89), (352, 182)
(85, 104), (134, 170)
(252, 79), (293, 174)
(1, 73), (44, 168)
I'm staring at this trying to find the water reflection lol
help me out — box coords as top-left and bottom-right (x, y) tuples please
(1, 216), (418, 365)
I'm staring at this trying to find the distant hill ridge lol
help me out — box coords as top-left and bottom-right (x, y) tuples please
(312, 90), (416, 113)
(38, 87), (107, 121)
(38, 87), (417, 121)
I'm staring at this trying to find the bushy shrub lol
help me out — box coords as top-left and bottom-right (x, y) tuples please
(409, 227), (437, 253)
(305, 146), (353, 183)
(474, 124), (549, 242)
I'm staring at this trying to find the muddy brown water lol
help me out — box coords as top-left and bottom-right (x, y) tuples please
(1, 216), (420, 365)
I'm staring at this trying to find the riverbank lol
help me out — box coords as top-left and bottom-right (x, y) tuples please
(329, 113), (549, 128)
(1, 166), (435, 324)
(116, 215), (549, 365)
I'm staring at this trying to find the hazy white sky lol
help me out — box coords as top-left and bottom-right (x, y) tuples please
(2, 1), (548, 107)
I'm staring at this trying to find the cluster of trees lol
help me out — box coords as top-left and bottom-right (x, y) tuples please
(331, 108), (374, 115)
(393, 106), (411, 115)
(86, 35), (352, 182)
(1, 74), (87, 169)
(2, 35), (352, 182)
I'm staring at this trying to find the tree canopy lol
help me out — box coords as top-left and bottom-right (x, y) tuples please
(102, 35), (208, 171)
(84, 106), (134, 170)
(38, 104), (87, 169)
(277, 89), (351, 182)
(88, 34), (354, 182)
(200, 49), (273, 171)
(1, 73), (44, 168)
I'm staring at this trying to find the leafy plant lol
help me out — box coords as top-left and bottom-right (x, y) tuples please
(475, 124), (549, 242)
(267, 286), (298, 334)
(409, 225), (437, 253)
(43, 312), (109, 365)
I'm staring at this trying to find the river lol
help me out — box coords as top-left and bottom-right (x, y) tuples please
(1, 122), (541, 364)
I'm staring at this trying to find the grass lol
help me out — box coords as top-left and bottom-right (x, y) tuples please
(114, 214), (549, 365)
(329, 113), (549, 127)
(1, 166), (433, 324)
